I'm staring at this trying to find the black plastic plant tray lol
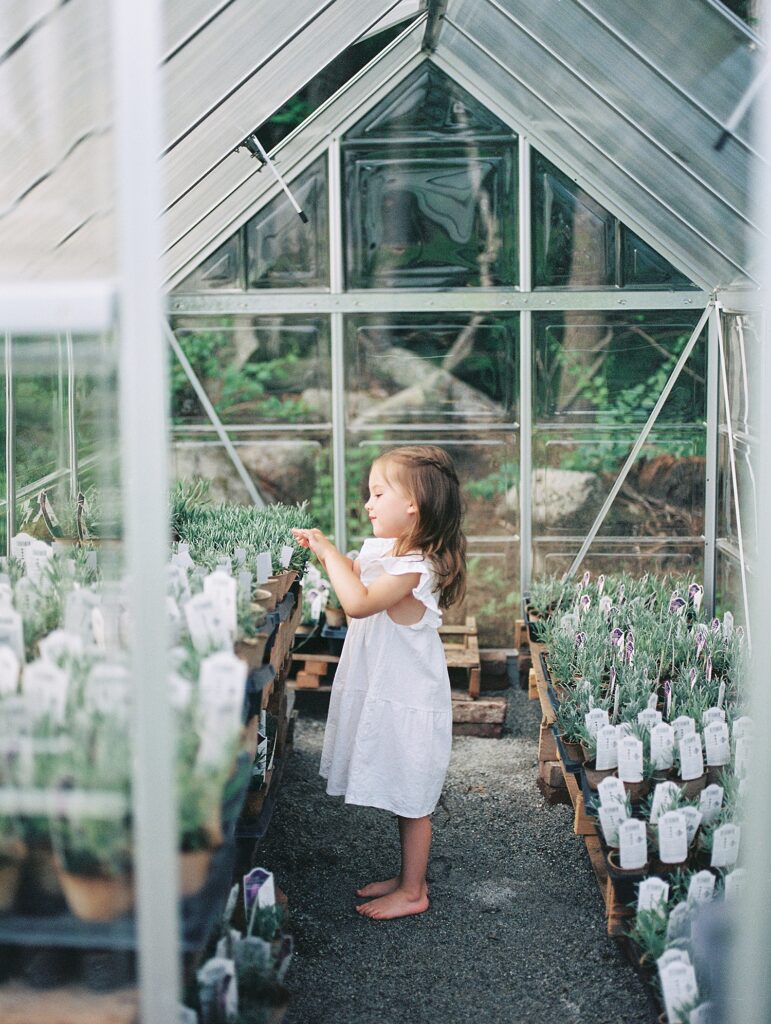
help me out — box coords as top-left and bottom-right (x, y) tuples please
(234, 750), (288, 844)
(552, 726), (582, 775)
(275, 590), (295, 623)
(321, 624), (347, 656)
(538, 652), (560, 713)
(242, 664), (275, 722)
(0, 757), (254, 955)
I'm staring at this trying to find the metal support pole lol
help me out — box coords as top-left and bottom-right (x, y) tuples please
(518, 137), (532, 593)
(4, 332), (15, 552)
(713, 303), (752, 644)
(163, 320), (264, 508)
(564, 302), (712, 581)
(329, 138), (347, 551)
(703, 308), (720, 614)
(111, 0), (179, 1019)
(65, 331), (79, 498)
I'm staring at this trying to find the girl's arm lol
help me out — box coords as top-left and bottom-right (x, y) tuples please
(292, 529), (418, 619)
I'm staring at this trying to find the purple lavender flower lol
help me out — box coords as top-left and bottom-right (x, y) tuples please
(610, 627), (624, 649)
(695, 624), (708, 659)
(597, 574), (605, 596)
(624, 633), (635, 665)
(669, 592), (687, 615)
(736, 625), (745, 642)
(574, 631), (587, 648)
(689, 667), (698, 691)
(579, 594), (591, 614)
(711, 617), (721, 634)
(617, 583), (626, 604)
(581, 570), (591, 589)
(688, 582), (704, 613)
(599, 595), (612, 618)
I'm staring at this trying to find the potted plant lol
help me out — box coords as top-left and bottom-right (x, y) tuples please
(176, 727), (230, 898)
(323, 589), (345, 630)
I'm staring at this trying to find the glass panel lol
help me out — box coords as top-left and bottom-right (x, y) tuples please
(245, 155), (329, 289)
(170, 316), (331, 426)
(343, 145), (518, 289)
(343, 66), (517, 289)
(722, 311), (758, 438)
(346, 433), (518, 646)
(171, 433), (333, 534)
(717, 433), (757, 561)
(715, 547), (748, 622)
(534, 311), (706, 426)
(532, 151), (615, 288)
(345, 63), (511, 141)
(346, 313), (518, 426)
(176, 234), (244, 292)
(532, 427), (706, 538)
(621, 228), (693, 288)
(532, 538), (704, 582)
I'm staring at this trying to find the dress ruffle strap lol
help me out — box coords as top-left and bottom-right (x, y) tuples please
(357, 538), (442, 630)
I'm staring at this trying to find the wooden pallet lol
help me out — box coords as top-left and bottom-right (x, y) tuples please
(0, 983), (138, 1024)
(441, 617), (481, 698)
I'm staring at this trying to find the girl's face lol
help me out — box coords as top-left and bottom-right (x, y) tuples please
(364, 463), (416, 540)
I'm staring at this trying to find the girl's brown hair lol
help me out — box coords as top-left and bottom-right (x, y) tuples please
(374, 445), (466, 610)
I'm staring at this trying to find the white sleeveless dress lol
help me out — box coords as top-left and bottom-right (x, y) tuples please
(319, 537), (453, 819)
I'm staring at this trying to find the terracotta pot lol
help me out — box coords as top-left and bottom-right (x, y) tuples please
(561, 738), (584, 763)
(621, 778), (651, 803)
(324, 606), (346, 629)
(234, 633), (269, 669)
(270, 570), (297, 603)
(56, 862), (134, 922)
(607, 849), (649, 877)
(259, 577), (281, 612)
(673, 772), (707, 799)
(178, 849), (213, 898)
(583, 760), (617, 790)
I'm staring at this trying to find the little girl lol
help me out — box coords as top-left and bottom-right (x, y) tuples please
(291, 445), (466, 921)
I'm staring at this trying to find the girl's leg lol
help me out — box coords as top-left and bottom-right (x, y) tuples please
(356, 815), (431, 920)
(355, 817), (403, 898)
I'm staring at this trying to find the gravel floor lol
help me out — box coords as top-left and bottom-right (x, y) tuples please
(258, 683), (659, 1024)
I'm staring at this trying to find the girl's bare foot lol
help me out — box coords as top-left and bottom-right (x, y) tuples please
(355, 878), (430, 898)
(355, 886), (429, 920)
(355, 877), (400, 898)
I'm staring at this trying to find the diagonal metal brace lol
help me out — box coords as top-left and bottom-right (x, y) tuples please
(563, 302), (713, 582)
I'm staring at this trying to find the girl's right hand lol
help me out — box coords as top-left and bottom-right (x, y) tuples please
(291, 528), (335, 563)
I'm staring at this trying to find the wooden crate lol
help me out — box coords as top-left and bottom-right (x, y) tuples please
(0, 983), (138, 1024)
(440, 617), (481, 699)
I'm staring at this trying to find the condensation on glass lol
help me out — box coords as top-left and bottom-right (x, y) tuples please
(174, 156), (329, 292)
(342, 65), (518, 289)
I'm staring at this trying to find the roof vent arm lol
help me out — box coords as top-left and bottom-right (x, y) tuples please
(422, 0), (448, 54)
(236, 133), (308, 223)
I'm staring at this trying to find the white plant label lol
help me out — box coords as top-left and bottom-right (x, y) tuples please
(10, 533), (33, 561)
(38, 629), (83, 665)
(689, 1005), (713, 1024)
(64, 589), (100, 644)
(724, 868), (747, 902)
(615, 720), (633, 740)
(637, 708), (661, 731)
(637, 876), (669, 913)
(597, 775), (626, 807)
(598, 801), (628, 847)
(279, 545), (294, 570)
(658, 948), (691, 971)
(0, 645), (20, 696)
(91, 607), (106, 650)
(203, 571), (238, 642)
(666, 901), (692, 943)
(173, 544), (195, 570)
(617, 736), (644, 783)
(698, 784), (723, 825)
(650, 722), (675, 771)
(234, 547), (247, 568)
(711, 823), (740, 868)
(678, 731), (704, 781)
(585, 707), (609, 739)
(734, 735), (751, 779)
(647, 691), (659, 710)
(25, 542), (53, 587)
(702, 707), (726, 727)
(732, 716), (752, 740)
(238, 571), (253, 600)
(657, 810), (688, 864)
(85, 663), (131, 719)
(687, 870), (716, 907)
(618, 818), (647, 870)
(681, 805), (703, 846)
(216, 558), (232, 576)
(650, 780), (681, 824)
(13, 578), (38, 619)
(659, 960), (699, 1024)
(255, 551), (272, 584)
(0, 608), (25, 662)
(703, 721), (730, 766)
(717, 679), (726, 709)
(168, 672), (193, 711)
(198, 651), (248, 718)
(184, 594), (230, 654)
(167, 564), (191, 602)
(22, 660), (69, 723)
(595, 724), (618, 770)
(672, 715), (696, 742)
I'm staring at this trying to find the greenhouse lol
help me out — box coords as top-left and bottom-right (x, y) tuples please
(1, 1), (770, 1022)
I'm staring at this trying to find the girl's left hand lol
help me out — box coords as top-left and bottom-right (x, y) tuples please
(291, 528), (335, 561)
